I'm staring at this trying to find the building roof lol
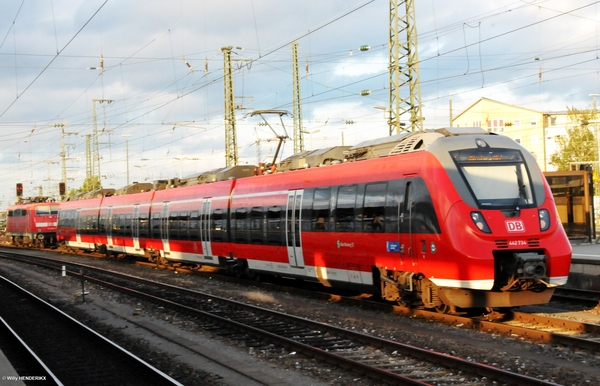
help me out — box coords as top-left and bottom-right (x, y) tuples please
(453, 97), (543, 121)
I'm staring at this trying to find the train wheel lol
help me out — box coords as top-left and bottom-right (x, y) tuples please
(435, 303), (451, 314)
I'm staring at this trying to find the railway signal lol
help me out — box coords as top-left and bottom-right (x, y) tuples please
(16, 183), (23, 197)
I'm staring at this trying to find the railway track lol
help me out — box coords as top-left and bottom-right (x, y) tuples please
(0, 250), (559, 385)
(0, 274), (182, 386)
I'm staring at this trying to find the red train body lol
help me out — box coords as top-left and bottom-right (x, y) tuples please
(6, 200), (60, 248)
(57, 128), (572, 312)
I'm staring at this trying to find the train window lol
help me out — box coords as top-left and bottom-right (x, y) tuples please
(385, 180), (405, 234)
(312, 187), (330, 231)
(233, 208), (249, 244)
(99, 214), (107, 234)
(301, 189), (313, 232)
(189, 211), (200, 241)
(124, 214), (132, 237)
(151, 212), (161, 239)
(169, 212), (179, 240)
(363, 183), (386, 232)
(180, 211), (189, 241)
(139, 213), (149, 238)
(335, 185), (357, 232)
(211, 209), (227, 242)
(112, 214), (121, 235)
(7, 210), (13, 217)
(250, 207), (264, 244)
(36, 206), (52, 216)
(267, 206), (283, 245)
(409, 179), (441, 234)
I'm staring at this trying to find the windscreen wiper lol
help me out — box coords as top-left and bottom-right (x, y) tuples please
(511, 170), (527, 217)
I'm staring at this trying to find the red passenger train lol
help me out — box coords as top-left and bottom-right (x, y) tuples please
(6, 198), (60, 248)
(57, 128), (572, 312)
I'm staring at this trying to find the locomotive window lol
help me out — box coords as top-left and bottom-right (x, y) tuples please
(36, 206), (53, 216)
(363, 183), (386, 232)
(250, 207), (264, 244)
(189, 211), (200, 241)
(267, 206), (283, 245)
(312, 187), (330, 231)
(335, 185), (357, 232)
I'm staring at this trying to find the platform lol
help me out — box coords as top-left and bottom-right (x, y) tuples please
(566, 242), (600, 290)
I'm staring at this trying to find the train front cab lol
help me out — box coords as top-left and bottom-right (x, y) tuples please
(7, 203), (59, 248)
(426, 134), (572, 311)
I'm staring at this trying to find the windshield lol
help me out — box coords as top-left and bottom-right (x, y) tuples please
(451, 148), (535, 209)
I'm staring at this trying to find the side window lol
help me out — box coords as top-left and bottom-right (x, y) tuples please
(124, 214), (132, 237)
(234, 208), (249, 243)
(335, 185), (357, 232)
(312, 187), (330, 231)
(169, 212), (179, 240)
(363, 182), (386, 232)
(385, 180), (405, 233)
(180, 211), (189, 240)
(267, 206), (283, 245)
(189, 211), (200, 241)
(301, 189), (314, 232)
(250, 207), (264, 244)
(139, 213), (149, 238)
(151, 212), (161, 239)
(410, 178), (441, 234)
(211, 209), (227, 242)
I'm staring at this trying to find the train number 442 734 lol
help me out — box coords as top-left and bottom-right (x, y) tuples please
(508, 240), (528, 246)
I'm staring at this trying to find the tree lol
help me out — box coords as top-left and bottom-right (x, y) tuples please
(549, 107), (598, 171)
(66, 176), (102, 197)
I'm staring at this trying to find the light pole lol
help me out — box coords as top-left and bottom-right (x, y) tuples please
(301, 129), (320, 150)
(173, 157), (199, 179)
(134, 165), (146, 182)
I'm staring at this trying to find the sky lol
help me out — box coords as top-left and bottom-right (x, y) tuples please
(0, 0), (599, 208)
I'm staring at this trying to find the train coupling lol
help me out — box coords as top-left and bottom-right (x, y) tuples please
(513, 252), (547, 281)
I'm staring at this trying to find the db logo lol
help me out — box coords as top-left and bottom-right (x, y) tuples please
(506, 220), (525, 232)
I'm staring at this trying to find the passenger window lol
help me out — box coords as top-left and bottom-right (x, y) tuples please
(312, 188), (330, 231)
(267, 206), (283, 245)
(363, 183), (386, 232)
(335, 185), (357, 232)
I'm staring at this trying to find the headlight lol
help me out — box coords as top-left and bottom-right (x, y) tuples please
(471, 211), (491, 233)
(538, 209), (550, 231)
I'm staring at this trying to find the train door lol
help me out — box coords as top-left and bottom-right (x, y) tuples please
(133, 205), (141, 251)
(75, 209), (82, 244)
(399, 181), (416, 266)
(286, 190), (305, 267)
(200, 199), (212, 257)
(106, 207), (114, 249)
(160, 202), (171, 256)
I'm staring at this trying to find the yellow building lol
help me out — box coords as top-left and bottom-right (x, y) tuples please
(452, 97), (567, 172)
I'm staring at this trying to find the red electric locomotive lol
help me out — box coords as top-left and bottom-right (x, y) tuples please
(57, 128), (572, 312)
(6, 198), (60, 248)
